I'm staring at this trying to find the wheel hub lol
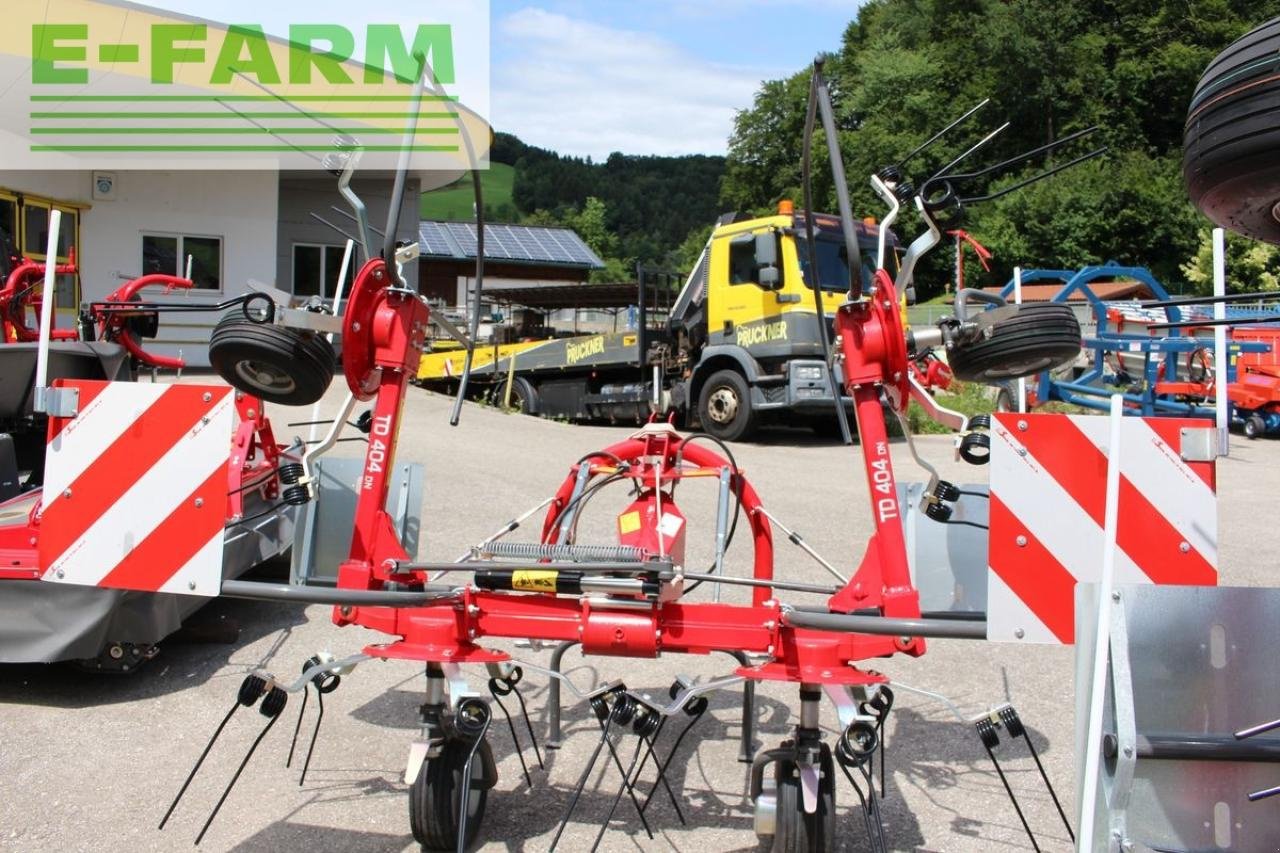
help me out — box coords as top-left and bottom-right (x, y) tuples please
(707, 387), (739, 423)
(235, 360), (297, 394)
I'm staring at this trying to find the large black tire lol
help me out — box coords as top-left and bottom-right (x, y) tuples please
(410, 738), (492, 851)
(772, 761), (835, 852)
(698, 368), (757, 441)
(499, 376), (539, 415)
(208, 314), (335, 406)
(1184, 17), (1280, 244)
(949, 304), (1081, 383)
(1245, 413), (1266, 439)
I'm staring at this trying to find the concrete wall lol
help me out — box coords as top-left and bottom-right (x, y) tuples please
(0, 170), (279, 367)
(276, 177), (420, 299)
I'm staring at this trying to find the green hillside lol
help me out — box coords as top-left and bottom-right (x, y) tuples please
(420, 162), (516, 222)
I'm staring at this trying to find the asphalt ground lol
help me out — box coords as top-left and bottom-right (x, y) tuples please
(2, 381), (1275, 852)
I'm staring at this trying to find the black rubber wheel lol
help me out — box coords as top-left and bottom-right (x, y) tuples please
(410, 738), (492, 851)
(698, 369), (757, 441)
(772, 759), (835, 852)
(949, 304), (1081, 383)
(208, 314), (335, 406)
(1245, 413), (1266, 439)
(500, 376), (538, 415)
(1184, 17), (1280, 244)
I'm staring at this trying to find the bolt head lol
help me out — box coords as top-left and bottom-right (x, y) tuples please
(1014, 628), (1025, 639)
(1123, 746), (1133, 757)
(1017, 419), (1028, 431)
(202, 392), (212, 403)
(248, 409), (257, 419)
(62, 488), (72, 499)
(352, 322), (361, 332)
(1112, 591), (1122, 602)
(1179, 541), (1190, 553)
(188, 581), (196, 591)
(200, 416), (210, 426)
(194, 498), (204, 508)
(1016, 535), (1028, 547)
(55, 569), (65, 579)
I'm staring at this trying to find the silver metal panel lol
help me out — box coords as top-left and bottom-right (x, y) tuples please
(1076, 584), (1280, 851)
(897, 483), (988, 612)
(291, 457), (423, 586)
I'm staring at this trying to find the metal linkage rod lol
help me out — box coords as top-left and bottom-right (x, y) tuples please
(783, 609), (989, 639)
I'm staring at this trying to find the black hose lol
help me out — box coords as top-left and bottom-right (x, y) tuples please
(784, 608), (988, 639)
(219, 580), (457, 607)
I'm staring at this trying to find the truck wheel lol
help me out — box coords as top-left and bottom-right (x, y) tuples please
(949, 304), (1081, 383)
(499, 377), (538, 415)
(698, 369), (756, 441)
(209, 314), (335, 406)
(1184, 17), (1280, 243)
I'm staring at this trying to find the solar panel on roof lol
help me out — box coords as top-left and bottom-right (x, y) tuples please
(417, 221), (605, 268)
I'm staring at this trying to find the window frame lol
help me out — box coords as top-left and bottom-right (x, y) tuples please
(290, 241), (354, 301)
(2, 190), (84, 312)
(141, 231), (224, 292)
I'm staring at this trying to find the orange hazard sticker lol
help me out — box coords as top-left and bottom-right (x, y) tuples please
(618, 511), (641, 534)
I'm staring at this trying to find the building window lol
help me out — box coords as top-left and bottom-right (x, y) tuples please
(15, 195), (80, 310)
(142, 233), (222, 290)
(292, 243), (354, 300)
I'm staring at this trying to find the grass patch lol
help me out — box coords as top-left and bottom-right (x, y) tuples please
(420, 162), (516, 221)
(907, 380), (995, 434)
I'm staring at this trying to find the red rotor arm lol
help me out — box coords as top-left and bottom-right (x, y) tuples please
(96, 274), (195, 370)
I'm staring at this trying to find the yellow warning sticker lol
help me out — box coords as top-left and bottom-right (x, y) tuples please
(618, 511), (642, 534)
(512, 570), (557, 592)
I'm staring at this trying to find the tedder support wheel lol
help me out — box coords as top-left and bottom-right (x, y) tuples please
(772, 758), (836, 852)
(698, 368), (757, 442)
(949, 303), (1081, 384)
(209, 313), (335, 406)
(409, 738), (494, 851)
(1184, 16), (1280, 244)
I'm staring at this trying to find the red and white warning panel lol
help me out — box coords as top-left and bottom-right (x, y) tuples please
(39, 381), (235, 597)
(987, 412), (1217, 644)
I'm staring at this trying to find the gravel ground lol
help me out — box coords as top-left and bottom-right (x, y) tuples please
(1, 380), (1275, 852)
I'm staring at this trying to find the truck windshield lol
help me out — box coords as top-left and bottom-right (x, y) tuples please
(796, 235), (878, 293)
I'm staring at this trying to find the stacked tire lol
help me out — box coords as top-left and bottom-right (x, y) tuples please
(1184, 17), (1280, 243)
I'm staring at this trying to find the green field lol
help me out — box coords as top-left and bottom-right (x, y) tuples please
(419, 162), (516, 221)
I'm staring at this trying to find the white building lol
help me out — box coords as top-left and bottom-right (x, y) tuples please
(0, 168), (436, 367)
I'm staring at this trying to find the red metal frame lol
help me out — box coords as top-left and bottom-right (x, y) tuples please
(330, 258), (927, 684)
(95, 274), (195, 370)
(0, 253), (78, 343)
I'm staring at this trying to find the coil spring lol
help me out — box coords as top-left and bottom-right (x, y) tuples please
(238, 674), (268, 707)
(835, 721), (879, 769)
(483, 542), (646, 563)
(974, 716), (1000, 749)
(277, 463), (309, 506)
(632, 708), (661, 739)
(925, 501), (954, 522)
(934, 480), (961, 503)
(304, 655), (341, 694)
(260, 686), (288, 718)
(998, 706), (1025, 738)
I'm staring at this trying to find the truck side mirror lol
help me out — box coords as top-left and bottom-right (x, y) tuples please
(754, 232), (781, 291)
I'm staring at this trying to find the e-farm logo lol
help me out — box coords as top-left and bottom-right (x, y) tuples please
(32, 23), (455, 87)
(10, 4), (490, 170)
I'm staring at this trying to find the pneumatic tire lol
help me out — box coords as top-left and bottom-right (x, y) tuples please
(949, 304), (1081, 383)
(697, 369), (756, 442)
(409, 738), (492, 851)
(209, 313), (335, 406)
(1183, 17), (1280, 243)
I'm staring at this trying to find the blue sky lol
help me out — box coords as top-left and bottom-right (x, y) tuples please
(489, 1), (865, 157)
(140, 1), (866, 158)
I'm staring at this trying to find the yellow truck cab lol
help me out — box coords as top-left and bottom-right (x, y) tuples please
(667, 203), (894, 439)
(415, 204), (894, 440)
